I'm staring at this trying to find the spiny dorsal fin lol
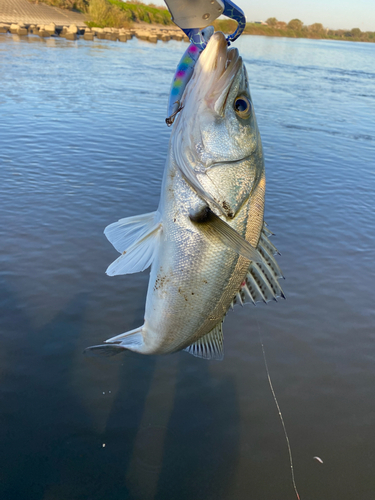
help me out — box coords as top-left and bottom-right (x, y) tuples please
(234, 223), (285, 306)
(184, 323), (224, 361)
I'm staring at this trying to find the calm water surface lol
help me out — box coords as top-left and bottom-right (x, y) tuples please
(0, 33), (374, 499)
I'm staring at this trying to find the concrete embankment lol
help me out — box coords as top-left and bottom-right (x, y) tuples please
(0, 0), (87, 26)
(0, 21), (188, 43)
(0, 0), (188, 43)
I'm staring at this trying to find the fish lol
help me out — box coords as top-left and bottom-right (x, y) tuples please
(86, 31), (284, 360)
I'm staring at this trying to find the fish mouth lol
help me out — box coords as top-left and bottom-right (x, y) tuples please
(197, 31), (242, 115)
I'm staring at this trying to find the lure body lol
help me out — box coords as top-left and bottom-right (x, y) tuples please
(166, 0), (247, 125)
(166, 26), (214, 126)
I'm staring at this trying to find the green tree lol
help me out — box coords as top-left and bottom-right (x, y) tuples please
(266, 17), (277, 27)
(351, 28), (361, 37)
(288, 18), (303, 31)
(309, 23), (324, 33)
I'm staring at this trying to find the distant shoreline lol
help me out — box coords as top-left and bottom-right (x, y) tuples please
(215, 19), (375, 44)
(1, 0), (374, 44)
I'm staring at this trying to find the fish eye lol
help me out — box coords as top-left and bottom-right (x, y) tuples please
(234, 96), (251, 119)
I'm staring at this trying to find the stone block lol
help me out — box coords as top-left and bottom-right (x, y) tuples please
(67, 24), (78, 34)
(118, 34), (128, 42)
(83, 32), (94, 41)
(65, 32), (77, 40)
(161, 34), (170, 42)
(0, 24), (9, 34)
(105, 32), (118, 41)
(135, 31), (149, 40)
(148, 34), (157, 43)
(17, 27), (28, 36)
(97, 32), (106, 39)
(10, 24), (18, 34)
(45, 23), (56, 35)
(39, 30), (49, 38)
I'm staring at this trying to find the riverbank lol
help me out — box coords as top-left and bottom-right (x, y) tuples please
(0, 0), (186, 42)
(0, 20), (187, 42)
(1, 0), (374, 44)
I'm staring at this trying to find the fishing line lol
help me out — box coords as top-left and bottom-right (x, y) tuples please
(256, 318), (301, 500)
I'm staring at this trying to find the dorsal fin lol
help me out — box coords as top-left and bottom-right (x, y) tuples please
(184, 323), (224, 360)
(233, 222), (285, 307)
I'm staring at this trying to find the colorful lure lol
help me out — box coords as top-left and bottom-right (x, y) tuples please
(165, 0), (246, 126)
(166, 26), (214, 126)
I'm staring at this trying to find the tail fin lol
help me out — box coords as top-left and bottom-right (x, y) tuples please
(85, 326), (144, 357)
(84, 344), (126, 357)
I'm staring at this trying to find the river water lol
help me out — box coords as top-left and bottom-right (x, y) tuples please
(0, 32), (374, 499)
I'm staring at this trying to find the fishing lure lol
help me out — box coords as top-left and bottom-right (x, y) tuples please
(165, 0), (246, 126)
(166, 26), (214, 126)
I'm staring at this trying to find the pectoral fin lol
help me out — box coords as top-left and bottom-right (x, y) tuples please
(105, 212), (162, 276)
(189, 206), (262, 263)
(184, 322), (224, 360)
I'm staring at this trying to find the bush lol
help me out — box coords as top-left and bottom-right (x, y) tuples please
(107, 1), (172, 25)
(88, 0), (132, 28)
(266, 17), (277, 27)
(287, 18), (303, 30)
(28, 0), (89, 11)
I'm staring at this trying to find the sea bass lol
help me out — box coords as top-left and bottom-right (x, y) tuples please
(88, 32), (284, 360)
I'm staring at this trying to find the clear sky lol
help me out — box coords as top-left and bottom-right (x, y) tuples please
(152, 0), (375, 32)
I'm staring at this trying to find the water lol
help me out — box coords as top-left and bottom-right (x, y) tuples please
(0, 33), (374, 499)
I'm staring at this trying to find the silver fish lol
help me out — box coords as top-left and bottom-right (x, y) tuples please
(87, 32), (284, 360)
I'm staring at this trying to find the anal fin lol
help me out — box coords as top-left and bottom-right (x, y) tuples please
(184, 323), (224, 361)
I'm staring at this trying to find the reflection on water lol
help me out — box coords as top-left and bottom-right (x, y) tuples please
(0, 33), (375, 499)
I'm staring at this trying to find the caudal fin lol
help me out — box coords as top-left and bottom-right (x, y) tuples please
(85, 326), (145, 357)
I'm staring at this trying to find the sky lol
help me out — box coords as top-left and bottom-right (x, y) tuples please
(152, 0), (375, 32)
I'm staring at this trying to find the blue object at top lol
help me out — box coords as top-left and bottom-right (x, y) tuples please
(167, 0), (246, 49)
